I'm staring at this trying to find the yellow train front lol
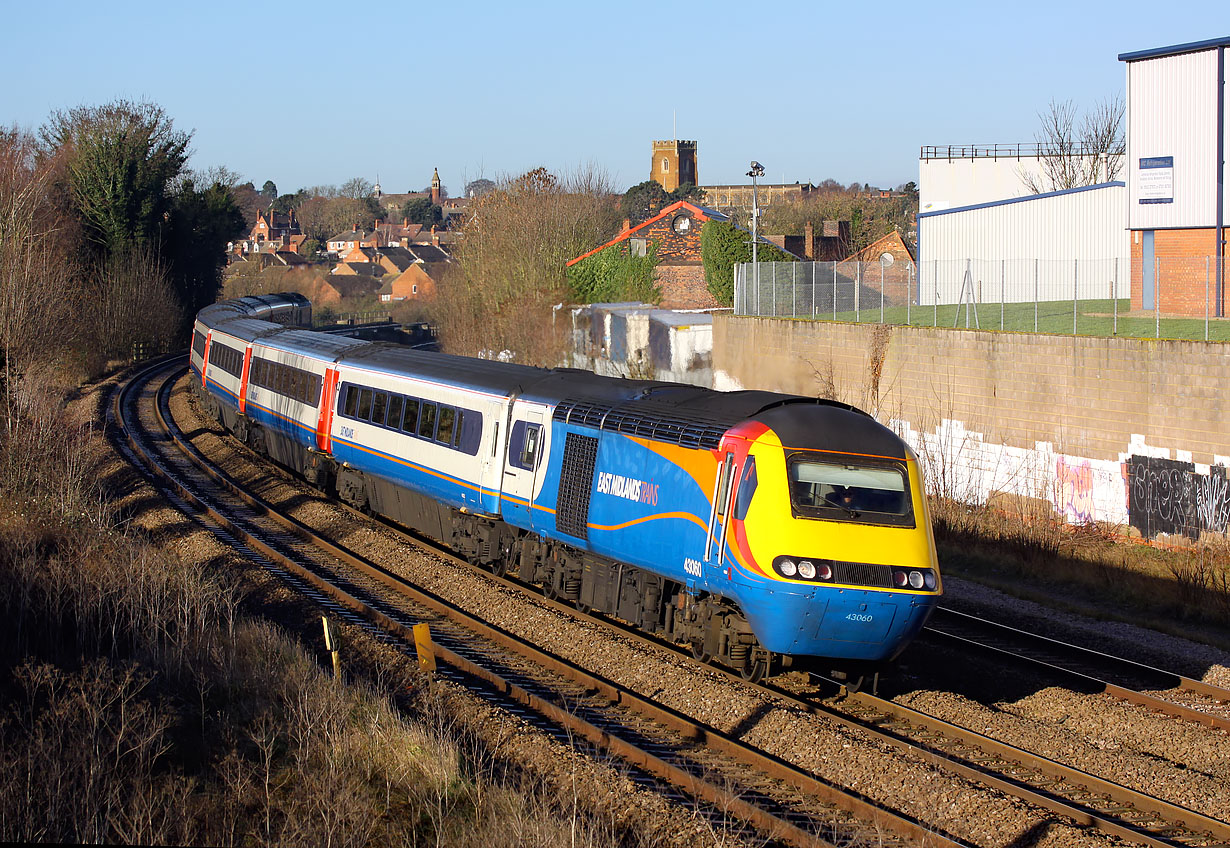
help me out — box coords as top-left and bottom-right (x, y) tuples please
(673, 400), (941, 681)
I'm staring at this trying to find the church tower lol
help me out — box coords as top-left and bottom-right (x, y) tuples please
(430, 168), (441, 205)
(651, 140), (697, 193)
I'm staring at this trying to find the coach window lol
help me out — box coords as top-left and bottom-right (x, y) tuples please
(436, 407), (456, 445)
(342, 385), (358, 417)
(418, 402), (437, 439)
(371, 392), (388, 426)
(356, 388), (373, 420)
(401, 398), (419, 433)
(521, 423), (541, 468)
(386, 395), (404, 430)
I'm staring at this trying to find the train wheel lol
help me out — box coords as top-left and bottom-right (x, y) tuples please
(491, 558), (509, 578)
(690, 640), (711, 664)
(740, 660), (767, 684)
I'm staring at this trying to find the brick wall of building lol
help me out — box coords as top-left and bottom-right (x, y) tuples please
(636, 211), (706, 263)
(1130, 227), (1230, 315)
(714, 315), (1230, 467)
(655, 264), (720, 310)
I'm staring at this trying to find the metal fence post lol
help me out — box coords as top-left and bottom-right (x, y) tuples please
(792, 262), (797, 319)
(1000, 259), (1005, 331)
(1034, 258), (1039, 333)
(880, 261), (885, 324)
(771, 262), (777, 317)
(855, 263), (861, 324)
(811, 262), (816, 319)
(1113, 257), (1118, 336)
(1156, 257), (1161, 338)
(907, 263), (913, 326)
(833, 262), (837, 321)
(1206, 255), (1211, 341)
(1072, 258), (1078, 336)
(933, 260), (938, 327)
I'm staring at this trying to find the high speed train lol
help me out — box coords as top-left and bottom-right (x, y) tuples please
(191, 294), (941, 685)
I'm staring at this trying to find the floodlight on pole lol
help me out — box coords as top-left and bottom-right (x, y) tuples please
(747, 161), (765, 302)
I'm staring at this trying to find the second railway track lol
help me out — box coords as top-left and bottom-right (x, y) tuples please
(117, 357), (962, 847)
(117, 356), (1230, 848)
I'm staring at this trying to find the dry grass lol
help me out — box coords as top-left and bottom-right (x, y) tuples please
(933, 496), (1230, 647)
(0, 372), (688, 847)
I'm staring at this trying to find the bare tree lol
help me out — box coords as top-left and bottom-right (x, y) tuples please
(434, 166), (620, 365)
(1021, 96), (1125, 193)
(339, 177), (373, 200)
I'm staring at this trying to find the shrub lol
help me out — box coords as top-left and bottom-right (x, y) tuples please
(566, 241), (661, 305)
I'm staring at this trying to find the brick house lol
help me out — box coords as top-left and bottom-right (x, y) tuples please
(847, 230), (916, 265)
(249, 209), (302, 250)
(764, 220), (852, 262)
(326, 228), (380, 257)
(567, 200), (801, 309)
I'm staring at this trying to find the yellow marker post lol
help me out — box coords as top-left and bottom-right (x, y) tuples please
(321, 615), (342, 680)
(413, 623), (437, 673)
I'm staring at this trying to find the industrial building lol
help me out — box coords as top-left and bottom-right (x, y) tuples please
(918, 35), (1228, 317)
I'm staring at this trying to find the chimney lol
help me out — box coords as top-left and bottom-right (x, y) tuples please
(431, 225), (439, 246)
(804, 221), (814, 260)
(403, 217), (408, 227)
(622, 218), (631, 232)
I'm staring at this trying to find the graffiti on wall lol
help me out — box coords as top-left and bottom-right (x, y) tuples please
(1056, 457), (1095, 524)
(1124, 455), (1230, 539)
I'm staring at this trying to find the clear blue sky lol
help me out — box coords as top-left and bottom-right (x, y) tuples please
(4, 1), (1223, 196)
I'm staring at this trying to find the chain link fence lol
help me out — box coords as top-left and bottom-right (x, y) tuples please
(735, 257), (1230, 340)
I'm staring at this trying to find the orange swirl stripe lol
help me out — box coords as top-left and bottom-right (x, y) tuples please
(588, 511), (708, 533)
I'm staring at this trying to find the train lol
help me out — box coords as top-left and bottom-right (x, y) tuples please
(190, 294), (941, 685)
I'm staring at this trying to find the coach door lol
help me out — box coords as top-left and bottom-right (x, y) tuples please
(705, 451), (737, 566)
(316, 366), (340, 452)
(500, 406), (546, 530)
(237, 345), (253, 413)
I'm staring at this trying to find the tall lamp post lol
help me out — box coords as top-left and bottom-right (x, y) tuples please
(747, 161), (765, 309)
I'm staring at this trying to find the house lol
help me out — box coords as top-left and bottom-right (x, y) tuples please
(567, 200), (801, 309)
(252, 209), (300, 242)
(764, 220), (852, 262)
(375, 243), (452, 303)
(376, 264), (440, 302)
(847, 229), (916, 266)
(326, 228), (380, 257)
(330, 242), (451, 303)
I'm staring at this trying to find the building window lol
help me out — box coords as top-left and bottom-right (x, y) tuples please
(412, 284), (419, 294)
(662, 157), (669, 173)
(629, 238), (647, 258)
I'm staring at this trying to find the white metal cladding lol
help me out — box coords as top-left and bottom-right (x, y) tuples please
(918, 156), (1050, 212)
(917, 184), (1127, 305)
(1126, 48), (1220, 229)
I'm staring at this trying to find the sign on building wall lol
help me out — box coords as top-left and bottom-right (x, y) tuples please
(1138, 156), (1174, 204)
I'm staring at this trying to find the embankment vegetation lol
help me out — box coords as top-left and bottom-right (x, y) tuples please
(1, 108), (660, 845)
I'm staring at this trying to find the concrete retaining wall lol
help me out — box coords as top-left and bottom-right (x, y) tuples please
(713, 316), (1230, 539)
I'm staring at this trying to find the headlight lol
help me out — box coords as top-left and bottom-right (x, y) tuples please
(923, 571), (937, 590)
(892, 570), (908, 587)
(797, 560), (816, 579)
(778, 558), (797, 577)
(908, 571), (924, 589)
(816, 561), (833, 580)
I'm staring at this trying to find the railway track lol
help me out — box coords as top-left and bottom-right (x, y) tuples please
(922, 606), (1230, 732)
(135, 357), (1230, 848)
(115, 357), (964, 848)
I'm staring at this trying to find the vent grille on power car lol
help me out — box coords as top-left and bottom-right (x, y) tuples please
(830, 560), (894, 589)
(556, 433), (598, 539)
(553, 399), (732, 450)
